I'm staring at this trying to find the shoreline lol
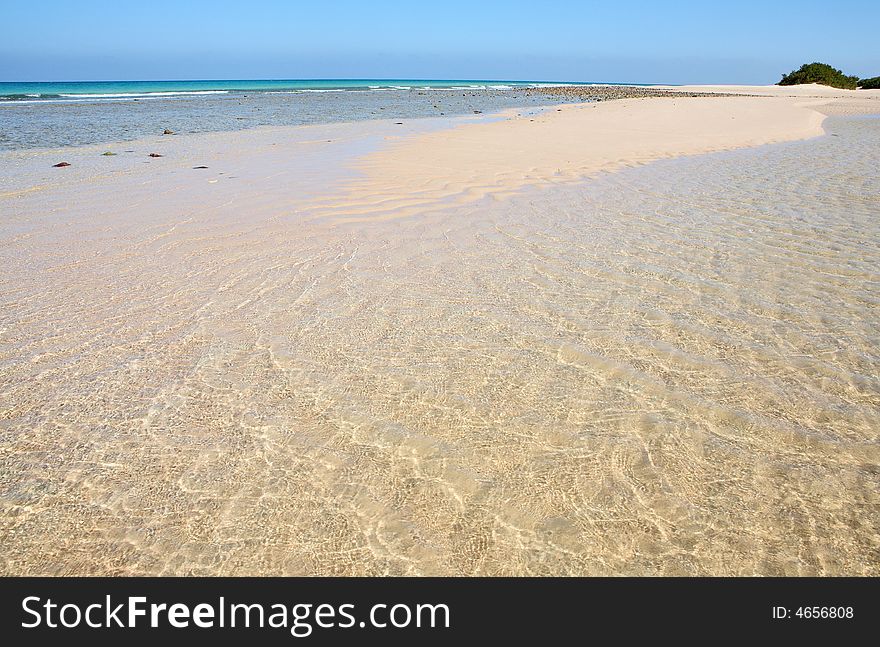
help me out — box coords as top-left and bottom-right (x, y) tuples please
(7, 87), (879, 219)
(6, 82), (878, 155)
(301, 94), (834, 224)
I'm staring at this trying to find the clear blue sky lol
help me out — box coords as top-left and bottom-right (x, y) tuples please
(2, 0), (878, 83)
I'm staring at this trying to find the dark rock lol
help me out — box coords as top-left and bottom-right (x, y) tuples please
(52, 162), (71, 167)
(163, 129), (175, 135)
(192, 166), (209, 169)
(148, 153), (163, 158)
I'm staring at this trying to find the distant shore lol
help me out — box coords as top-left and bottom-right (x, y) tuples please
(527, 85), (758, 101)
(530, 82), (880, 102)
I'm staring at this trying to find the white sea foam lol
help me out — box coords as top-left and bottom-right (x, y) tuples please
(57, 90), (230, 98)
(2, 98), (140, 105)
(1, 94), (220, 105)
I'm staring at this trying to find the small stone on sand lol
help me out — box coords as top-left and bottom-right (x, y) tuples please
(52, 162), (71, 167)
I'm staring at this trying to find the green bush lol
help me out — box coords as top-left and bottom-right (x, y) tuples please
(859, 76), (880, 89)
(778, 62), (859, 90)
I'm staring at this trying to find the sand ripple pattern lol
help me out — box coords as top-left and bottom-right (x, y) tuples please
(1, 116), (878, 575)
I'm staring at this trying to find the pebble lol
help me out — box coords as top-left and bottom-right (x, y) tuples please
(525, 85), (751, 101)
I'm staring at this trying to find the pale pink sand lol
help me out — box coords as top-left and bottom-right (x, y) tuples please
(299, 95), (836, 224)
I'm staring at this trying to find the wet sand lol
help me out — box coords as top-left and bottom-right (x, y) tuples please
(1, 89), (878, 575)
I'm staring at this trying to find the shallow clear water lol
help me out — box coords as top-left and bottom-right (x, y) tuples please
(0, 116), (877, 575)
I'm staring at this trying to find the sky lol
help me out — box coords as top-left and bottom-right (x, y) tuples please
(2, 0), (878, 84)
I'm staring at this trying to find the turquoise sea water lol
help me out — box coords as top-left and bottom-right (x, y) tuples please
(0, 79), (571, 103)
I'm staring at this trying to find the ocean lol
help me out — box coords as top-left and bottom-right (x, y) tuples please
(0, 79), (575, 150)
(0, 79), (560, 102)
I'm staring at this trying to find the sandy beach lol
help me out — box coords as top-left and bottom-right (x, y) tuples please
(1, 86), (878, 575)
(303, 93), (831, 223)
